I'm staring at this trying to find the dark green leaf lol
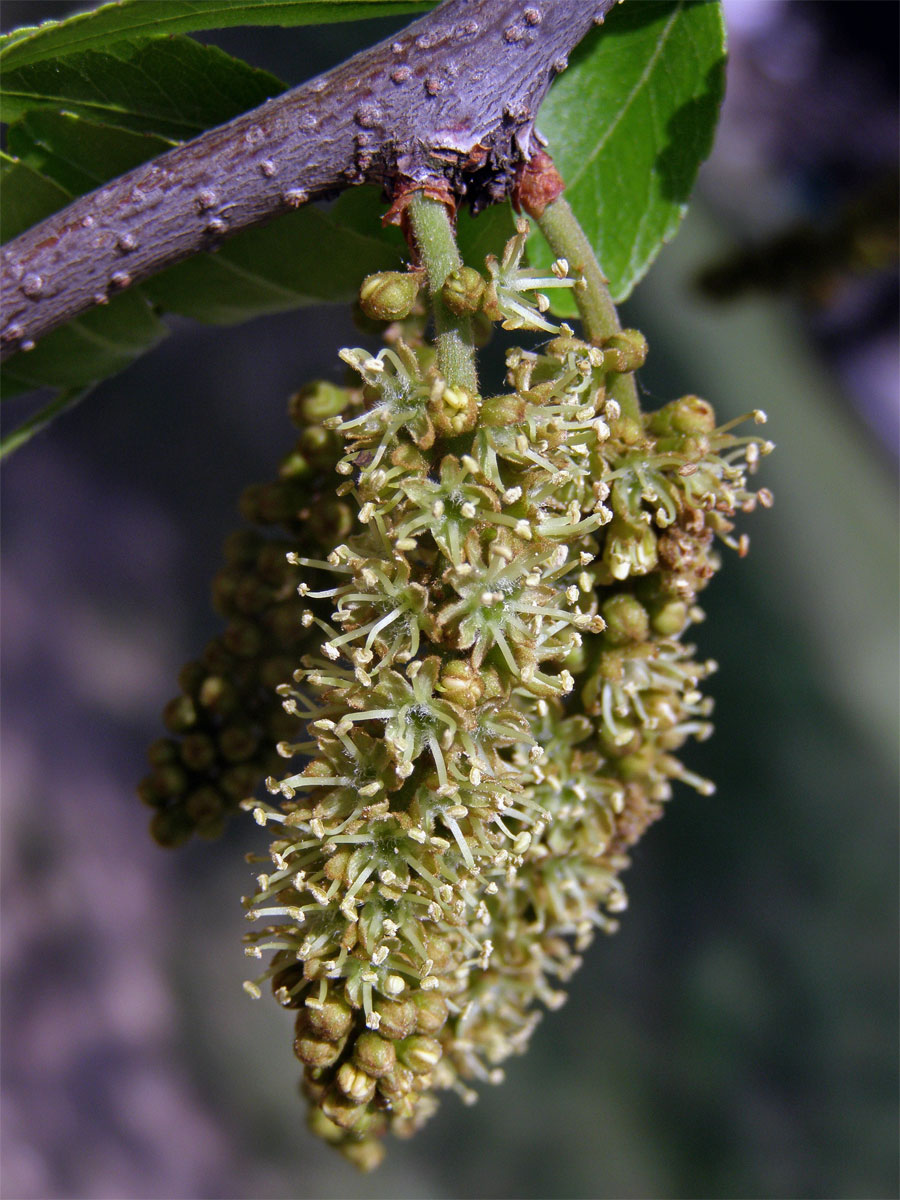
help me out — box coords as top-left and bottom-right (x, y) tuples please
(0, 289), (168, 399)
(145, 186), (408, 321)
(0, 35), (285, 138)
(0, 151), (72, 241)
(0, 1), (432, 71)
(6, 110), (173, 196)
(457, 202), (517, 271)
(529, 0), (726, 308)
(0, 385), (95, 458)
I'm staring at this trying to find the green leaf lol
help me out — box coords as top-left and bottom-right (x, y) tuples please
(0, 288), (168, 400)
(0, 151), (72, 241)
(0, 35), (285, 138)
(457, 202), (518, 271)
(529, 0), (726, 308)
(0, 1), (433, 71)
(0, 385), (95, 458)
(6, 110), (173, 196)
(145, 187), (408, 321)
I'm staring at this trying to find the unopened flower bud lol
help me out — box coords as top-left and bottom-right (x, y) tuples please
(294, 1028), (343, 1068)
(603, 518), (658, 579)
(649, 598), (689, 636)
(438, 660), (484, 709)
(320, 1086), (365, 1130)
(601, 595), (650, 645)
(412, 991), (449, 1035)
(480, 393), (527, 426)
(305, 993), (353, 1040)
(163, 695), (196, 733)
(359, 271), (420, 321)
(336, 1061), (377, 1104)
(441, 266), (486, 315)
(289, 381), (353, 426)
(601, 329), (648, 373)
(398, 1035), (442, 1073)
(353, 1031), (397, 1078)
(375, 997), (417, 1040)
(648, 394), (716, 437)
(340, 1138), (385, 1173)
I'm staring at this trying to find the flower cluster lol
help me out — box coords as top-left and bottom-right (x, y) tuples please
(138, 382), (357, 845)
(238, 247), (772, 1168)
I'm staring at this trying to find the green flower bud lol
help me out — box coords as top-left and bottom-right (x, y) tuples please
(185, 786), (225, 827)
(601, 329), (648, 373)
(137, 776), (167, 808)
(412, 991), (449, 1035)
(218, 724), (259, 763)
(601, 595), (650, 645)
(320, 1086), (365, 1130)
(177, 661), (207, 696)
(163, 695), (196, 733)
(353, 1032), (397, 1078)
(441, 266), (486, 315)
(222, 619), (263, 658)
(603, 518), (659, 580)
(359, 271), (420, 321)
(336, 1061), (377, 1105)
(647, 394), (716, 437)
(289, 380), (353, 426)
(219, 763), (261, 801)
(649, 598), (689, 636)
(147, 737), (179, 768)
(608, 414), (644, 445)
(305, 994), (353, 1041)
(480, 393), (527, 426)
(438, 660), (484, 709)
(307, 1108), (345, 1145)
(197, 674), (238, 716)
(374, 997), (418, 1040)
(179, 732), (217, 772)
(149, 808), (191, 848)
(149, 764), (189, 798)
(398, 1035), (442, 1074)
(294, 1029), (343, 1069)
(340, 1138), (385, 1173)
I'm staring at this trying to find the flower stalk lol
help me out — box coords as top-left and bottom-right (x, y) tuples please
(406, 192), (478, 395)
(535, 194), (643, 422)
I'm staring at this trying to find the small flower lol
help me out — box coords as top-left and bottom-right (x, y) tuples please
(482, 218), (581, 332)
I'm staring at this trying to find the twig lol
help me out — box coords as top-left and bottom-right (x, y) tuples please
(1, 0), (616, 361)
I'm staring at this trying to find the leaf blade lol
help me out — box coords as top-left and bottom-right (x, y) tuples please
(0, 1), (433, 71)
(529, 0), (726, 308)
(0, 35), (286, 138)
(0, 385), (96, 458)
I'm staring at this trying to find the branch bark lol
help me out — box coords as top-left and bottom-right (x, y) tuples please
(0, 0), (616, 361)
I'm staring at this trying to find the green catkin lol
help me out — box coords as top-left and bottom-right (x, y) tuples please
(138, 382), (363, 845)
(239, 231), (773, 1168)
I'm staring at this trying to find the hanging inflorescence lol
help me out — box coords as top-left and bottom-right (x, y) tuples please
(224, 229), (773, 1170)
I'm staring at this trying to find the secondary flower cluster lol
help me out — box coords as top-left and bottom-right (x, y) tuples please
(238, 255), (772, 1168)
(137, 384), (355, 845)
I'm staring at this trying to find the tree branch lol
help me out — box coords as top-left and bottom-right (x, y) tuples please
(0, 0), (616, 361)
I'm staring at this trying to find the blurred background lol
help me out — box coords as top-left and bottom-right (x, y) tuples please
(2, 2), (897, 1197)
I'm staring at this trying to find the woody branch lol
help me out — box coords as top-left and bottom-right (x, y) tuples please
(0, 0), (616, 360)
